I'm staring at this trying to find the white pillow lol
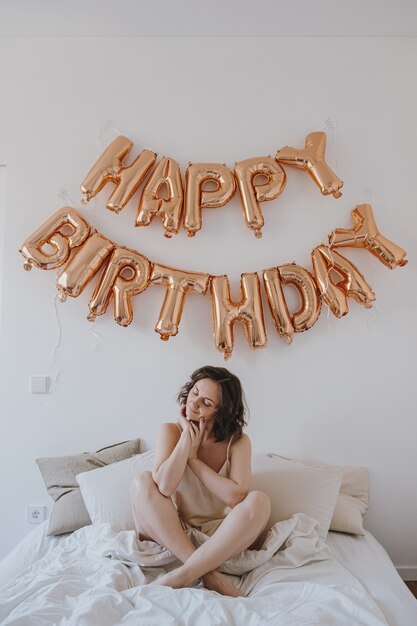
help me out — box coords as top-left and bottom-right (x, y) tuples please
(76, 450), (154, 530)
(268, 454), (369, 535)
(76, 449), (354, 540)
(251, 453), (343, 539)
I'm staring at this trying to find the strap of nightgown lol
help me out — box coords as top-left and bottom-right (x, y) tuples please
(226, 433), (235, 461)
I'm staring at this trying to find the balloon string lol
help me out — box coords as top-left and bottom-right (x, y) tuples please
(224, 272), (252, 281)
(88, 318), (105, 349)
(366, 252), (379, 333)
(58, 188), (77, 208)
(324, 118), (337, 170)
(96, 121), (163, 164)
(98, 120), (122, 151)
(367, 300), (379, 332)
(47, 292), (62, 394)
(321, 252), (335, 333)
(80, 120), (124, 210)
(47, 292), (105, 397)
(325, 296), (333, 333)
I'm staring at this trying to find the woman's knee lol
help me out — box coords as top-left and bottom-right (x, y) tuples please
(242, 490), (271, 521)
(130, 470), (156, 501)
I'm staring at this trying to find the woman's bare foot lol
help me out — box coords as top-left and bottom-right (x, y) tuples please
(150, 568), (243, 597)
(150, 568), (192, 590)
(202, 570), (243, 597)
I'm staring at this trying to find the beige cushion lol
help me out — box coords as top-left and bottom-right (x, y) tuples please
(251, 453), (343, 539)
(269, 454), (369, 535)
(36, 439), (140, 535)
(76, 450), (154, 531)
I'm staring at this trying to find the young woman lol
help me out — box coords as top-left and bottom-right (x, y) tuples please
(130, 365), (271, 597)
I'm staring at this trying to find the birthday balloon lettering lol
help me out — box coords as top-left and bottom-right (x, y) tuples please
(20, 207), (90, 271)
(151, 265), (210, 340)
(210, 273), (267, 359)
(56, 231), (115, 301)
(88, 246), (152, 327)
(311, 245), (376, 317)
(20, 203), (406, 358)
(263, 264), (321, 342)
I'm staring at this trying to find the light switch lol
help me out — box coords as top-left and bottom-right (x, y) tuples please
(30, 376), (49, 394)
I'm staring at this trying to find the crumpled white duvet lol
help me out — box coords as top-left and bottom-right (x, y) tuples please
(0, 513), (389, 626)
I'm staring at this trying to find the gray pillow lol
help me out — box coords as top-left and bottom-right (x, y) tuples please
(36, 439), (140, 536)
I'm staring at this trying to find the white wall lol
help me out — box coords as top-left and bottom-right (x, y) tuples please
(0, 37), (416, 573)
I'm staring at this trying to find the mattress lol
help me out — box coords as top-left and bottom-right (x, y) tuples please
(0, 520), (62, 590)
(326, 530), (417, 626)
(0, 520), (416, 626)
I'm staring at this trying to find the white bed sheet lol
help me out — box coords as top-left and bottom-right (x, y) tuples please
(0, 520), (68, 590)
(326, 530), (417, 626)
(0, 521), (415, 626)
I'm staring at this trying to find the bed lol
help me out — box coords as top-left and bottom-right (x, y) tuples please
(0, 520), (416, 625)
(0, 448), (416, 626)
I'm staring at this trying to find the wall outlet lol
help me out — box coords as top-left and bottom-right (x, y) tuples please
(27, 505), (46, 524)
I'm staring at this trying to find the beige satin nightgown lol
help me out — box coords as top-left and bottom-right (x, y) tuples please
(172, 423), (235, 536)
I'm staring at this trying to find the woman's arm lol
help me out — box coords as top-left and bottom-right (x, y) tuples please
(187, 433), (252, 508)
(152, 420), (191, 497)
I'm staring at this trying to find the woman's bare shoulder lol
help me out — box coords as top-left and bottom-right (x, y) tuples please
(158, 421), (182, 435)
(234, 432), (250, 443)
(230, 432), (251, 451)
(154, 422), (181, 458)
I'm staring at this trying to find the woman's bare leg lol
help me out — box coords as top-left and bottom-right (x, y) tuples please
(152, 490), (271, 593)
(130, 472), (242, 595)
(130, 471), (196, 563)
(130, 473), (270, 596)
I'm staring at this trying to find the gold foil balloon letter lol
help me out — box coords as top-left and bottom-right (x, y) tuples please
(329, 204), (408, 269)
(184, 163), (235, 237)
(81, 135), (156, 213)
(56, 232), (115, 301)
(234, 157), (286, 238)
(311, 245), (375, 317)
(263, 264), (321, 343)
(151, 265), (210, 340)
(88, 246), (152, 326)
(210, 273), (267, 359)
(20, 207), (91, 271)
(135, 157), (184, 238)
(276, 131), (343, 198)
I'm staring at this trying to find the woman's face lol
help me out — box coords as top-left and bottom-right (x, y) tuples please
(185, 378), (221, 423)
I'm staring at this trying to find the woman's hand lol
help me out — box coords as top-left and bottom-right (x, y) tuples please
(177, 406), (206, 461)
(187, 418), (206, 461)
(178, 405), (189, 432)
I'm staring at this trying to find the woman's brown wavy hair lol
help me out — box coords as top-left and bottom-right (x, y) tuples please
(177, 365), (247, 442)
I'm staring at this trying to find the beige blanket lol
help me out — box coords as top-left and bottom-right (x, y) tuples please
(102, 512), (332, 593)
